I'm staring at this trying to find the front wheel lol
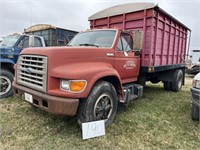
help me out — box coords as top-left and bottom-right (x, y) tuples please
(0, 69), (14, 99)
(77, 81), (118, 127)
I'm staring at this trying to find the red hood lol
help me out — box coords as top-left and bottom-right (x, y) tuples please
(21, 47), (115, 70)
(21, 46), (110, 59)
(19, 46), (116, 98)
(20, 46), (115, 77)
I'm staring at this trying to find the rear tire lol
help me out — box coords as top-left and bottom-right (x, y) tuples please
(0, 69), (14, 99)
(191, 103), (199, 121)
(171, 69), (183, 92)
(77, 81), (118, 127)
(163, 82), (171, 90)
(163, 81), (171, 91)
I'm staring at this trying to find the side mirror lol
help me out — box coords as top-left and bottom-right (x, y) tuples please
(29, 35), (35, 47)
(133, 30), (143, 51)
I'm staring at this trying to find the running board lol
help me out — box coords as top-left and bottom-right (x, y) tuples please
(123, 83), (143, 104)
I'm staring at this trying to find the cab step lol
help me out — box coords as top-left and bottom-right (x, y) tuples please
(123, 83), (143, 104)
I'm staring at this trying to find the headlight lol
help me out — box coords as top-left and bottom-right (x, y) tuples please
(60, 80), (87, 92)
(61, 80), (70, 91)
(193, 80), (200, 89)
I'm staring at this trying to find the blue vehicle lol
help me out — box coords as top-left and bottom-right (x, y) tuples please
(0, 24), (78, 98)
(0, 34), (45, 98)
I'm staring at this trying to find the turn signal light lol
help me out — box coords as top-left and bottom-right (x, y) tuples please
(70, 81), (87, 92)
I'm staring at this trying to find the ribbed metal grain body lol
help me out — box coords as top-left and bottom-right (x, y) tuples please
(89, 3), (190, 67)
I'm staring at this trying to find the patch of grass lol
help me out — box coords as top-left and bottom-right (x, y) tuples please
(0, 76), (199, 149)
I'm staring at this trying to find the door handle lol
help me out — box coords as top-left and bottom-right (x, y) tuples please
(107, 53), (114, 57)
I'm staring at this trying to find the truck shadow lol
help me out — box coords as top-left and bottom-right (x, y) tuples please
(117, 83), (165, 111)
(28, 106), (81, 136)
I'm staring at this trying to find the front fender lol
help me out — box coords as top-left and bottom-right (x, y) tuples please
(49, 62), (121, 98)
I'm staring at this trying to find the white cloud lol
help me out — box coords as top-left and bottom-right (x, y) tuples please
(0, 0), (199, 50)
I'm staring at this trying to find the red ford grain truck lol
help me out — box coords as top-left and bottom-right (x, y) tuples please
(13, 3), (190, 127)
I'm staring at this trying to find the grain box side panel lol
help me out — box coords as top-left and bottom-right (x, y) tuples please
(151, 9), (188, 67)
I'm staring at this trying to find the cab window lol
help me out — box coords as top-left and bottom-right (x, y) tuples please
(34, 37), (42, 47)
(17, 36), (29, 48)
(117, 32), (133, 51)
(18, 36), (42, 48)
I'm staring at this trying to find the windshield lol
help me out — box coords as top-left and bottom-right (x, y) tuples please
(68, 30), (116, 48)
(0, 35), (21, 47)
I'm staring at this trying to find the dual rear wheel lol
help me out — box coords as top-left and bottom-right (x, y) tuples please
(163, 69), (183, 92)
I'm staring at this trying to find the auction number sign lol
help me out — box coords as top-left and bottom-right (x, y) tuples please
(82, 120), (105, 140)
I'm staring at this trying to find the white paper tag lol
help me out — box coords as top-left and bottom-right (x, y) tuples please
(82, 120), (105, 140)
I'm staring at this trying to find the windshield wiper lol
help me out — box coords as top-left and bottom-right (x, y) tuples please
(79, 43), (99, 47)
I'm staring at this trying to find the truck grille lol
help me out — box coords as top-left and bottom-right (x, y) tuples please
(17, 55), (48, 93)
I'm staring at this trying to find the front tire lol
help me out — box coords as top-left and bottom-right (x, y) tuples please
(0, 69), (14, 99)
(77, 81), (118, 127)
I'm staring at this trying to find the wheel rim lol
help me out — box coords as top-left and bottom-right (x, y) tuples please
(0, 75), (11, 95)
(93, 94), (113, 121)
(178, 75), (182, 89)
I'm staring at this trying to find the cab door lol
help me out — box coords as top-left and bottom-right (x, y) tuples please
(14, 36), (44, 63)
(114, 31), (140, 83)
(14, 36), (31, 63)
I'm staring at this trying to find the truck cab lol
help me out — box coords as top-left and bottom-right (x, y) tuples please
(0, 34), (45, 98)
(68, 29), (141, 82)
(0, 34), (45, 63)
(13, 29), (143, 126)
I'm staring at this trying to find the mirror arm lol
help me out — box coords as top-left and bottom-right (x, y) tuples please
(29, 35), (35, 47)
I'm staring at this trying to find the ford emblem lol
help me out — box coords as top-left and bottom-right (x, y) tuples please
(25, 67), (32, 74)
